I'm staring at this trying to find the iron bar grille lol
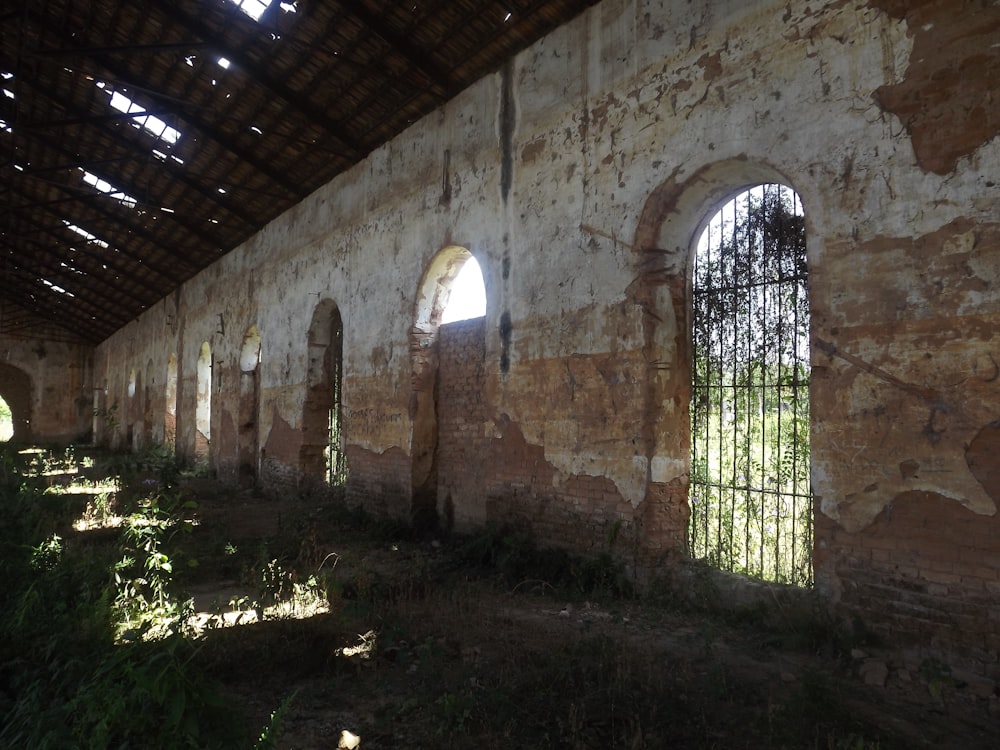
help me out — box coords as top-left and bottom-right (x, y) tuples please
(689, 184), (812, 586)
(325, 316), (347, 486)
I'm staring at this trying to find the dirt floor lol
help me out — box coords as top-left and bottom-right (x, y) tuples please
(171, 479), (998, 749)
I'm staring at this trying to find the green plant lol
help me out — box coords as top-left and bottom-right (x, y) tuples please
(919, 657), (953, 699)
(0, 446), (246, 749)
(114, 489), (197, 633)
(254, 690), (299, 750)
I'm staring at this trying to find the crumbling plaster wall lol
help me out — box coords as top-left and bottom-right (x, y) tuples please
(94, 0), (999, 671)
(0, 328), (93, 444)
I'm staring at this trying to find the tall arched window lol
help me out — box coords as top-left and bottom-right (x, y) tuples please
(689, 184), (811, 586)
(195, 342), (212, 460)
(302, 301), (346, 485)
(239, 326), (262, 479)
(165, 354), (178, 447)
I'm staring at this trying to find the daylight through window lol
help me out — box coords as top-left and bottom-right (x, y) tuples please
(688, 184), (812, 587)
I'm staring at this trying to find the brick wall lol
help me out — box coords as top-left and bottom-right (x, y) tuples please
(481, 415), (641, 556)
(436, 317), (489, 530)
(816, 491), (1000, 678)
(344, 444), (411, 518)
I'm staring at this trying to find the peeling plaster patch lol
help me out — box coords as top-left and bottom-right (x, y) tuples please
(696, 50), (723, 81)
(871, 0), (1000, 174)
(813, 215), (1000, 530)
(650, 455), (685, 484)
(547, 451), (648, 509)
(261, 406), (300, 464)
(520, 135), (547, 164)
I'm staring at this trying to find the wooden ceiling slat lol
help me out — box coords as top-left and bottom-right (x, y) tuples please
(0, 0), (602, 343)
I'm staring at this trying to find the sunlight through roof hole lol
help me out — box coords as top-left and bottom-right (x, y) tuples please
(98, 82), (181, 145)
(80, 169), (138, 209)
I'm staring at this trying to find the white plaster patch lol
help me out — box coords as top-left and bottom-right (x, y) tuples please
(650, 455), (685, 484)
(545, 450), (648, 509)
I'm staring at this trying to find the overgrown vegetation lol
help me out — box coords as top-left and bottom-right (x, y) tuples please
(1, 443), (986, 749)
(0, 444), (247, 749)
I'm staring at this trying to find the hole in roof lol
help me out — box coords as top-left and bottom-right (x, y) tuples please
(63, 220), (109, 248)
(153, 148), (185, 165)
(218, 57), (231, 70)
(227, 0), (270, 21)
(41, 279), (74, 297)
(97, 82), (181, 145)
(504, 11), (512, 22)
(226, 0), (295, 21)
(80, 169), (138, 209)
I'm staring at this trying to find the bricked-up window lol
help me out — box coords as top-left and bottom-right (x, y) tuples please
(411, 246), (483, 525)
(165, 354), (177, 447)
(195, 342), (212, 460)
(689, 184), (811, 586)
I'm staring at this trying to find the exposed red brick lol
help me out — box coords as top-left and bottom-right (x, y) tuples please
(817, 491), (1000, 677)
(871, 0), (1000, 174)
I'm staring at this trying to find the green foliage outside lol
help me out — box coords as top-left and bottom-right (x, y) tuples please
(690, 185), (813, 586)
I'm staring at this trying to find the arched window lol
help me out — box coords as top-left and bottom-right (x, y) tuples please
(441, 256), (486, 324)
(302, 302), (346, 485)
(410, 246), (485, 526)
(0, 394), (12, 441)
(195, 342), (212, 460)
(165, 354), (178, 447)
(239, 326), (262, 479)
(689, 184), (811, 586)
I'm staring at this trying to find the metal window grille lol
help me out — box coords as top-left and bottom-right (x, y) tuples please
(325, 319), (348, 486)
(689, 184), (812, 586)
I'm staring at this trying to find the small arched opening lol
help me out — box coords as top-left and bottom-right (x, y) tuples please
(195, 342), (212, 461)
(0, 394), (13, 441)
(0, 364), (32, 443)
(165, 353), (178, 447)
(238, 326), (262, 480)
